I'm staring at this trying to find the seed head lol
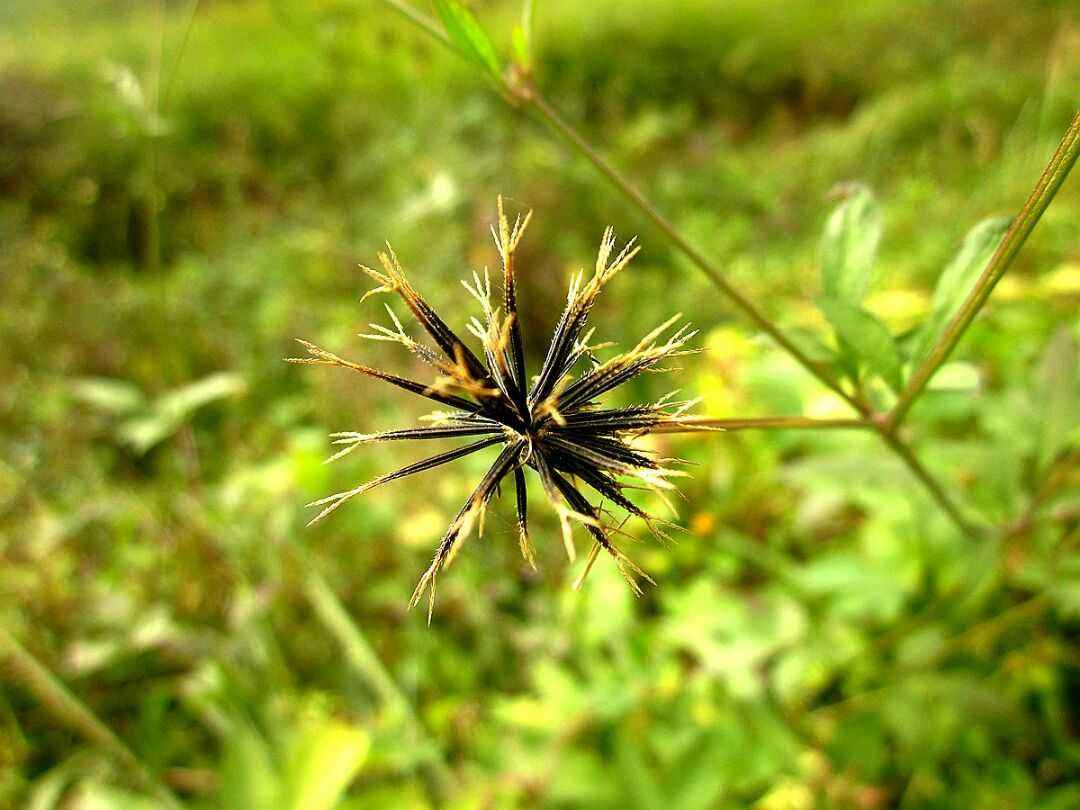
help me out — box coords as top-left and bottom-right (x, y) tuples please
(287, 198), (702, 620)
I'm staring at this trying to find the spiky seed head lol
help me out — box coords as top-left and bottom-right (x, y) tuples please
(287, 197), (699, 621)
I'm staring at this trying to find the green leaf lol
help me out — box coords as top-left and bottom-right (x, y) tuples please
(818, 296), (903, 392)
(118, 372), (245, 454)
(820, 184), (882, 305)
(70, 782), (161, 810)
(511, 0), (535, 68)
(1034, 327), (1079, 470)
(155, 371), (246, 424)
(69, 377), (146, 415)
(433, 0), (501, 78)
(285, 722), (369, 810)
(219, 724), (282, 810)
(913, 215), (1009, 361)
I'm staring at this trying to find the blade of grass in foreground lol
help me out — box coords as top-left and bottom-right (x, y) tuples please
(0, 628), (182, 808)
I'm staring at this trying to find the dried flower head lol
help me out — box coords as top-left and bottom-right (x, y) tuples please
(287, 198), (702, 619)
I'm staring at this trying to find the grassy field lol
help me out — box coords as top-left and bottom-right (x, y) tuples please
(1, 1), (1079, 807)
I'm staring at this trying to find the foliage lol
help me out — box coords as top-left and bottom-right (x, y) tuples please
(0, 1), (1078, 808)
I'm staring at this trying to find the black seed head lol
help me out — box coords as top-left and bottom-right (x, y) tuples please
(287, 197), (700, 621)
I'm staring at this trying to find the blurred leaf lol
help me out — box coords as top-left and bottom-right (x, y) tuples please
(115, 416), (176, 455)
(69, 782), (159, 810)
(26, 763), (75, 810)
(913, 216), (1009, 361)
(70, 377), (145, 415)
(927, 362), (981, 392)
(219, 724), (281, 810)
(820, 184), (881, 304)
(434, 0), (501, 78)
(818, 296), (902, 392)
(547, 750), (620, 804)
(1034, 327), (1079, 470)
(614, 735), (665, 809)
(155, 372), (246, 424)
(118, 372), (245, 454)
(511, 0), (535, 68)
(785, 326), (839, 366)
(285, 722), (369, 810)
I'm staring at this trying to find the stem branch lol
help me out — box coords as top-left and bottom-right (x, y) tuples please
(876, 426), (982, 535)
(528, 92), (869, 416)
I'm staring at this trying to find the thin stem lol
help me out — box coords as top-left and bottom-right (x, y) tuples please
(366, 0), (993, 537)
(1005, 448), (1080, 539)
(161, 0), (201, 109)
(290, 546), (455, 800)
(876, 427), (982, 535)
(373, 0), (866, 415)
(0, 628), (181, 808)
(143, 0), (165, 274)
(653, 415), (868, 434)
(380, 0), (452, 46)
(528, 92), (869, 416)
(888, 110), (1080, 430)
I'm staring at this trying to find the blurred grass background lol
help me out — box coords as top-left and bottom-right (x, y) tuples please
(1, 0), (1079, 807)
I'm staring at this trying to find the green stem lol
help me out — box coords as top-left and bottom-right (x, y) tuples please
(653, 416), (868, 433)
(876, 425), (982, 536)
(161, 0), (202, 110)
(381, 0), (453, 45)
(527, 91), (869, 416)
(888, 110), (1080, 430)
(0, 628), (181, 808)
(368, 0), (995, 538)
(378, 0), (866, 416)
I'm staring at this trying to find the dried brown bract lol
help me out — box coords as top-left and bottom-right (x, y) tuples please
(287, 198), (702, 620)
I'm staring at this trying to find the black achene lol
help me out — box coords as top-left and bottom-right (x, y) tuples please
(288, 198), (702, 620)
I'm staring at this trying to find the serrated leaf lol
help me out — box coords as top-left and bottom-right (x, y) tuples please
(1035, 327), (1079, 470)
(913, 215), (1009, 361)
(434, 0), (501, 78)
(820, 184), (882, 305)
(818, 296), (903, 392)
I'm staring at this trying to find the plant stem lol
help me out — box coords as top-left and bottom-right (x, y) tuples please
(381, 0), (453, 45)
(653, 416), (868, 433)
(161, 0), (202, 109)
(0, 628), (181, 808)
(368, 0), (1012, 537)
(888, 110), (1080, 430)
(528, 92), (869, 416)
(291, 546), (455, 800)
(378, 0), (866, 415)
(875, 426), (982, 535)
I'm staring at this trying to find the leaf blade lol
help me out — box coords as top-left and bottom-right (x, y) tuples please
(913, 215), (1010, 361)
(818, 296), (903, 393)
(433, 0), (501, 78)
(820, 184), (882, 305)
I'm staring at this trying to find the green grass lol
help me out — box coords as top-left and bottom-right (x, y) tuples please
(1, 0), (1078, 808)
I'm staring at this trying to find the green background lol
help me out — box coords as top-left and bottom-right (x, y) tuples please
(1, 0), (1078, 807)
